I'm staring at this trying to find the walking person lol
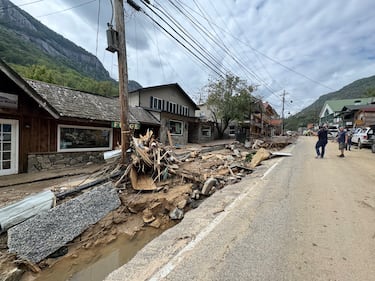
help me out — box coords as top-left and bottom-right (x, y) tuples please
(346, 129), (352, 151)
(315, 124), (328, 158)
(337, 126), (348, 157)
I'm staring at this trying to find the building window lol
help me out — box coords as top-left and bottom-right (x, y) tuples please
(201, 126), (211, 137)
(229, 125), (236, 135)
(58, 125), (112, 152)
(169, 102), (176, 113)
(183, 106), (188, 116)
(151, 96), (163, 110)
(169, 120), (183, 135)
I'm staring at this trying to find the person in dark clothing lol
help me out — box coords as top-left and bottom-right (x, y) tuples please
(337, 126), (348, 157)
(315, 125), (328, 158)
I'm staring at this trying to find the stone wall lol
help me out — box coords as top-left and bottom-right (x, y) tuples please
(27, 151), (104, 173)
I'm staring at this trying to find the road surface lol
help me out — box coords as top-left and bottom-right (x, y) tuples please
(105, 136), (375, 281)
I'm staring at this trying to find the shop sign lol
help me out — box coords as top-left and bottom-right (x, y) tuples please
(0, 92), (18, 109)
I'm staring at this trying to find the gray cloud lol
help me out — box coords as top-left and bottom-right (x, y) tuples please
(12, 0), (375, 115)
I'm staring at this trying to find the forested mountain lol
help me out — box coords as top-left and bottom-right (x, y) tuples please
(285, 75), (375, 130)
(0, 0), (141, 95)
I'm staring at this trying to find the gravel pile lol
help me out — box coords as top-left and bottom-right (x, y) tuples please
(7, 182), (120, 263)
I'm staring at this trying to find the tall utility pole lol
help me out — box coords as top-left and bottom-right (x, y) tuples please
(114, 0), (130, 163)
(281, 90), (286, 135)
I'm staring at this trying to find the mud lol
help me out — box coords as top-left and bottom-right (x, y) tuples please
(22, 224), (175, 281)
(0, 139), (293, 280)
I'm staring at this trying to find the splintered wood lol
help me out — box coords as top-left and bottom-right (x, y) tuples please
(123, 129), (180, 190)
(114, 131), (291, 192)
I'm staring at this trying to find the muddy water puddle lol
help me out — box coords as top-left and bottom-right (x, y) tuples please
(24, 227), (168, 281)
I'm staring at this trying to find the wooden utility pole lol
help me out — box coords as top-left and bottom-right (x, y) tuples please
(114, 0), (130, 163)
(281, 90), (285, 135)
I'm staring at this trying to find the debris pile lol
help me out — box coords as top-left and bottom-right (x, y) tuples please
(112, 130), (256, 196)
(0, 132), (294, 278)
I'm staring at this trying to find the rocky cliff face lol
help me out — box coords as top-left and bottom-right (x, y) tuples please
(0, 0), (110, 80)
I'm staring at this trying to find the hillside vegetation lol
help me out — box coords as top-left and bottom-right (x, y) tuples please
(0, 0), (141, 95)
(285, 75), (375, 130)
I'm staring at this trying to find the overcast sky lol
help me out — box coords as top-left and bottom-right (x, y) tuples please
(12, 0), (375, 115)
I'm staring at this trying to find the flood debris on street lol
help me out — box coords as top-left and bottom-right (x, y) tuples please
(0, 133), (295, 280)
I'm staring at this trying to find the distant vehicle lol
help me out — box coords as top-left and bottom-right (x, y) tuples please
(370, 134), (375, 153)
(351, 127), (374, 148)
(369, 125), (375, 153)
(327, 126), (338, 139)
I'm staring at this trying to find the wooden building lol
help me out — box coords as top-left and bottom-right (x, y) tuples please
(0, 58), (159, 176)
(354, 107), (375, 127)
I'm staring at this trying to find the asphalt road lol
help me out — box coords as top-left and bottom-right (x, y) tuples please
(105, 137), (375, 281)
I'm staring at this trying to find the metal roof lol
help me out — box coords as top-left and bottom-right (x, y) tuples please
(324, 98), (375, 112)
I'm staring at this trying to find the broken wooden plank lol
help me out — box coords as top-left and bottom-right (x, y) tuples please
(167, 129), (174, 147)
(129, 167), (158, 191)
(134, 144), (153, 167)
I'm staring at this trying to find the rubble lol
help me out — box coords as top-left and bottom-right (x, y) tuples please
(7, 183), (120, 263)
(0, 133), (295, 278)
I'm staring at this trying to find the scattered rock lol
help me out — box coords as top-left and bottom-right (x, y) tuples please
(142, 209), (156, 224)
(0, 267), (25, 281)
(149, 218), (161, 229)
(169, 208), (184, 220)
(201, 178), (218, 195)
(177, 199), (188, 209)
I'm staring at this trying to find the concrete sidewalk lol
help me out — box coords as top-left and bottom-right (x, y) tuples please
(0, 163), (103, 188)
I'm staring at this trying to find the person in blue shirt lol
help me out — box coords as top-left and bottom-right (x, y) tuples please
(315, 124), (328, 158)
(337, 126), (348, 157)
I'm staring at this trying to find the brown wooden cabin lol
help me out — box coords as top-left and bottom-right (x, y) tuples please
(0, 58), (159, 176)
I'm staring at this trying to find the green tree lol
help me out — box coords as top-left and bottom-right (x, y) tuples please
(365, 87), (375, 97)
(205, 74), (255, 138)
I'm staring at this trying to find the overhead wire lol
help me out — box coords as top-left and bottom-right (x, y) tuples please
(128, 3), (226, 78)
(95, 0), (101, 58)
(138, 0), (281, 109)
(169, 0), (280, 100)
(145, 1), (232, 75)
(181, 0), (282, 103)
(127, 4), (216, 99)
(137, 1), (228, 77)
(35, 0), (97, 18)
(175, 0), (335, 93)
(107, 0), (114, 25)
(0, 0), (44, 12)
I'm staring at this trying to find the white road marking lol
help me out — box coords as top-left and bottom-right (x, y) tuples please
(148, 162), (279, 281)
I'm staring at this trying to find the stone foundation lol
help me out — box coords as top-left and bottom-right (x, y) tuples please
(27, 151), (104, 173)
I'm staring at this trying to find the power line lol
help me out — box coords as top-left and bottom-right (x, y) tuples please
(95, 0), (101, 58)
(36, 0), (97, 18)
(127, 2), (227, 78)
(169, 0), (281, 99)
(174, 1), (335, 93)
(146, 1), (232, 75)
(0, 0), (44, 12)
(140, 0), (282, 111)
(138, 1), (229, 77)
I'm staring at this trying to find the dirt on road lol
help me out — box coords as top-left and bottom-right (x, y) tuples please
(102, 136), (375, 281)
(0, 137), (294, 281)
